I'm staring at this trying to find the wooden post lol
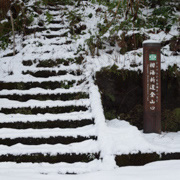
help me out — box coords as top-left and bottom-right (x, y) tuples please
(143, 40), (161, 134)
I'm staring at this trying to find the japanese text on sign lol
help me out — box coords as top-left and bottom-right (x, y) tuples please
(147, 54), (159, 111)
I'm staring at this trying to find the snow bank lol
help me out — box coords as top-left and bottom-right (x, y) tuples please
(0, 160), (180, 180)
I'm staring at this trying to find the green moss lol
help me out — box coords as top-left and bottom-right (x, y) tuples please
(45, 11), (53, 24)
(105, 110), (117, 120)
(174, 108), (180, 119)
(162, 108), (180, 132)
(119, 104), (143, 129)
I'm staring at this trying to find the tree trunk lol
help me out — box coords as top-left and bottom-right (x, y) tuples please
(10, 10), (15, 56)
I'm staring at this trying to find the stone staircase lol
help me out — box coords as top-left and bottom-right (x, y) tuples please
(0, 2), (103, 174)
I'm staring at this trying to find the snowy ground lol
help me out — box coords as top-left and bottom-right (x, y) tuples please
(106, 119), (180, 155)
(0, 119), (180, 180)
(0, 160), (180, 180)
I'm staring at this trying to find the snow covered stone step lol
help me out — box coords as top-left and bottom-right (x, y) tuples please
(0, 74), (85, 82)
(42, 32), (69, 39)
(22, 69), (82, 78)
(0, 152), (100, 163)
(25, 26), (65, 35)
(0, 99), (90, 109)
(22, 51), (77, 63)
(22, 58), (75, 67)
(0, 92), (88, 102)
(0, 135), (97, 146)
(0, 160), (102, 174)
(0, 139), (99, 156)
(0, 139), (99, 155)
(0, 86), (88, 96)
(2, 50), (19, 58)
(0, 99), (90, 114)
(0, 80), (81, 90)
(0, 118), (94, 129)
(0, 106), (89, 115)
(0, 128), (97, 146)
(0, 111), (93, 123)
(23, 36), (72, 46)
(22, 41), (74, 54)
(22, 64), (81, 72)
(27, 46), (74, 57)
(39, 6), (65, 12)
(50, 40), (72, 46)
(49, 20), (64, 24)
(0, 125), (96, 139)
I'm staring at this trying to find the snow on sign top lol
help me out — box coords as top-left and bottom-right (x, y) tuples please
(143, 40), (161, 44)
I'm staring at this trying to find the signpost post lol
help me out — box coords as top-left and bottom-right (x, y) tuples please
(143, 40), (161, 134)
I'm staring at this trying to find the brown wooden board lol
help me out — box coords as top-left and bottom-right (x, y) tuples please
(143, 41), (161, 133)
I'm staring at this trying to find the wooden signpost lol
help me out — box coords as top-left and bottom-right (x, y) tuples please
(143, 40), (161, 134)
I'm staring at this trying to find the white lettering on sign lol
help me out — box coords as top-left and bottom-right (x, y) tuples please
(150, 92), (156, 98)
(150, 84), (155, 91)
(147, 55), (159, 111)
(150, 77), (155, 83)
(150, 99), (155, 104)
(150, 106), (155, 111)
(150, 63), (156, 68)
(150, 70), (155, 75)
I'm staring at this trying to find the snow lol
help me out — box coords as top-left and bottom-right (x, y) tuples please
(0, 111), (93, 123)
(0, 0), (179, 176)
(0, 139), (99, 155)
(0, 73), (85, 82)
(106, 119), (180, 155)
(0, 125), (97, 139)
(143, 40), (161, 44)
(0, 160), (180, 180)
(0, 86), (88, 96)
(89, 83), (116, 169)
(0, 98), (90, 109)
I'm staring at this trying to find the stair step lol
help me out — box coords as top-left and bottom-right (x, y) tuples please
(25, 27), (65, 34)
(50, 40), (72, 45)
(22, 58), (74, 67)
(0, 125), (97, 145)
(0, 139), (99, 158)
(0, 86), (88, 95)
(0, 98), (90, 114)
(43, 32), (68, 39)
(40, 6), (63, 11)
(0, 111), (93, 123)
(0, 92), (88, 102)
(22, 64), (80, 72)
(0, 98), (90, 108)
(0, 160), (102, 174)
(0, 152), (100, 163)
(22, 70), (82, 78)
(46, 6), (63, 11)
(0, 105), (88, 115)
(0, 136), (97, 146)
(0, 74), (84, 82)
(2, 50), (18, 58)
(0, 125), (96, 138)
(49, 20), (63, 24)
(0, 80), (82, 90)
(0, 119), (94, 129)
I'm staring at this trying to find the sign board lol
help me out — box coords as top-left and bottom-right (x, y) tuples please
(143, 41), (161, 134)
(149, 54), (157, 61)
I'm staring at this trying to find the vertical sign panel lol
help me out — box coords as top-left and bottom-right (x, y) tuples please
(143, 41), (161, 134)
